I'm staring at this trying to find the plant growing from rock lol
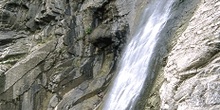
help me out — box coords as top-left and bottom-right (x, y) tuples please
(85, 27), (92, 35)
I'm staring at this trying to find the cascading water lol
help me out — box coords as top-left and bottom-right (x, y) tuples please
(103, 0), (176, 110)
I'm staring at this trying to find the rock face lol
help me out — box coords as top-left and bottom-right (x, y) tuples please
(160, 0), (220, 110)
(0, 0), (131, 110)
(0, 0), (219, 110)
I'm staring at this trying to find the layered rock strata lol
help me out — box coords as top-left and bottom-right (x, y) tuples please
(0, 0), (131, 109)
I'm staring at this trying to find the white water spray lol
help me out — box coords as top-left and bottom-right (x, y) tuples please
(103, 0), (176, 110)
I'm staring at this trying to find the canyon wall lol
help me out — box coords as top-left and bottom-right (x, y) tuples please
(0, 0), (219, 110)
(0, 0), (132, 109)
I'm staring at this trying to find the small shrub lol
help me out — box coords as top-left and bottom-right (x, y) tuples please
(85, 28), (92, 35)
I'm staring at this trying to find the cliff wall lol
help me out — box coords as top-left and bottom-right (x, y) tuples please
(0, 0), (219, 110)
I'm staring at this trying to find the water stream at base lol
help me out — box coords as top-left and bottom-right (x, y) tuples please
(103, 0), (176, 110)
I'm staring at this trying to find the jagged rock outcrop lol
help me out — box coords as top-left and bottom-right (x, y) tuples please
(0, 0), (132, 110)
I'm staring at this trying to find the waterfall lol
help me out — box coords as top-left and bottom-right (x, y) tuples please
(103, 0), (175, 110)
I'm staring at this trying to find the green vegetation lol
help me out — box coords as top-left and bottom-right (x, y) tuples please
(85, 27), (92, 35)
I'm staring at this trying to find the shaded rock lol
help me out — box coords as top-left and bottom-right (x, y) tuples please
(89, 24), (113, 48)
